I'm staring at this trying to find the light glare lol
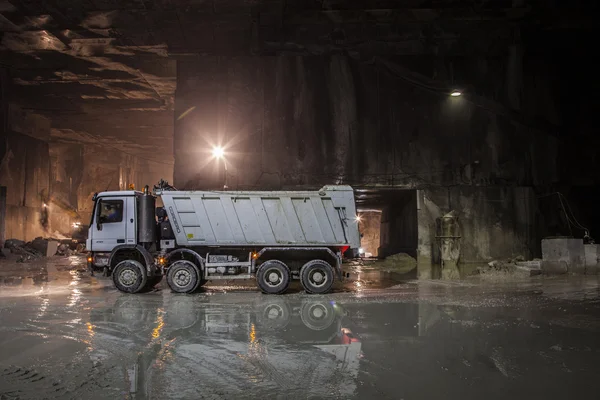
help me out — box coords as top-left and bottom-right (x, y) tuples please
(212, 146), (225, 159)
(450, 91), (462, 97)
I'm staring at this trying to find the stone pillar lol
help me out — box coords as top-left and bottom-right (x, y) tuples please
(0, 186), (6, 250)
(174, 58), (221, 189)
(437, 211), (461, 279)
(1, 70), (7, 248)
(417, 189), (447, 279)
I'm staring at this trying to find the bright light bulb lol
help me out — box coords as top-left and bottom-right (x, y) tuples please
(450, 91), (462, 97)
(212, 146), (225, 159)
(355, 215), (362, 222)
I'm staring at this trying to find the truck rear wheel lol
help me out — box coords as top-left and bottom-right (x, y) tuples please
(166, 260), (201, 294)
(300, 260), (334, 294)
(256, 260), (291, 295)
(112, 260), (147, 294)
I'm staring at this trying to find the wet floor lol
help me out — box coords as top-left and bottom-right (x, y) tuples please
(1, 256), (599, 399)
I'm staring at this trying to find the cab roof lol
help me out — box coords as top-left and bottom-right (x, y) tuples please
(95, 190), (142, 198)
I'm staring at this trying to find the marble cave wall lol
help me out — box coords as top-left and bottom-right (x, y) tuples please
(173, 55), (558, 267)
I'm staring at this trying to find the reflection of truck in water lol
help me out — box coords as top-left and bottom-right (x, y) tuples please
(89, 296), (362, 398)
(86, 181), (361, 294)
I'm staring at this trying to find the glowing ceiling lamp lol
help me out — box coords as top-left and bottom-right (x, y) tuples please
(212, 146), (225, 159)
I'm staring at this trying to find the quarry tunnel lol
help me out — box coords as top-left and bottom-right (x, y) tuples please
(0, 0), (598, 276)
(2, 3), (600, 399)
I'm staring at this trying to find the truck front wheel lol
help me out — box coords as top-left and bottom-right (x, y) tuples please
(300, 260), (334, 294)
(113, 260), (148, 294)
(256, 260), (291, 295)
(166, 260), (201, 294)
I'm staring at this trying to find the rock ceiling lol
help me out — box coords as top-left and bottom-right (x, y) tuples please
(0, 0), (593, 162)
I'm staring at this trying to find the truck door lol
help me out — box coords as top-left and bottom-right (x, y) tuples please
(91, 197), (128, 252)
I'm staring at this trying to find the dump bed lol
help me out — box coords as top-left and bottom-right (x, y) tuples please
(156, 185), (360, 250)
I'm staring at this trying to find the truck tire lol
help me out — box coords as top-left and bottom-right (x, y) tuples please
(166, 260), (201, 293)
(112, 260), (147, 294)
(300, 260), (334, 294)
(256, 260), (291, 295)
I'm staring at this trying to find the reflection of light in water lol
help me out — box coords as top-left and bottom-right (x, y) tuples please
(249, 323), (256, 344)
(68, 288), (81, 307)
(152, 309), (165, 339)
(68, 270), (81, 307)
(85, 322), (95, 351)
(354, 273), (365, 297)
(242, 323), (265, 384)
(87, 322), (95, 336)
(157, 338), (177, 367)
(37, 297), (49, 318)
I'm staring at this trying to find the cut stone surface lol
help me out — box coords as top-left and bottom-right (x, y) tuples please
(542, 238), (585, 275)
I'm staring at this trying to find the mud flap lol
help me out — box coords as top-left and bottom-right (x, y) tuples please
(336, 262), (343, 281)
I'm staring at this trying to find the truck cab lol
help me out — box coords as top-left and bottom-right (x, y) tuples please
(87, 187), (159, 280)
(87, 190), (140, 252)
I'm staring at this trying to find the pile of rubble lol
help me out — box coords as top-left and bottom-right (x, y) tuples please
(3, 237), (85, 263)
(347, 252), (418, 276)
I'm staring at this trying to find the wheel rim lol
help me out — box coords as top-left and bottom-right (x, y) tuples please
(119, 267), (139, 287)
(264, 267), (283, 287)
(173, 268), (192, 288)
(308, 267), (328, 288)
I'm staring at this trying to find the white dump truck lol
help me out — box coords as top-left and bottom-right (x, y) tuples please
(86, 181), (361, 294)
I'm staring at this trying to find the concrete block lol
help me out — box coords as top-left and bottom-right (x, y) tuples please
(541, 238), (585, 275)
(29, 237), (59, 257)
(541, 260), (568, 274)
(584, 244), (600, 275)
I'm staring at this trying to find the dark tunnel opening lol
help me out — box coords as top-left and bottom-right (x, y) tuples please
(356, 189), (418, 260)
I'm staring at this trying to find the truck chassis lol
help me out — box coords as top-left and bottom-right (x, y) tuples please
(91, 244), (346, 295)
